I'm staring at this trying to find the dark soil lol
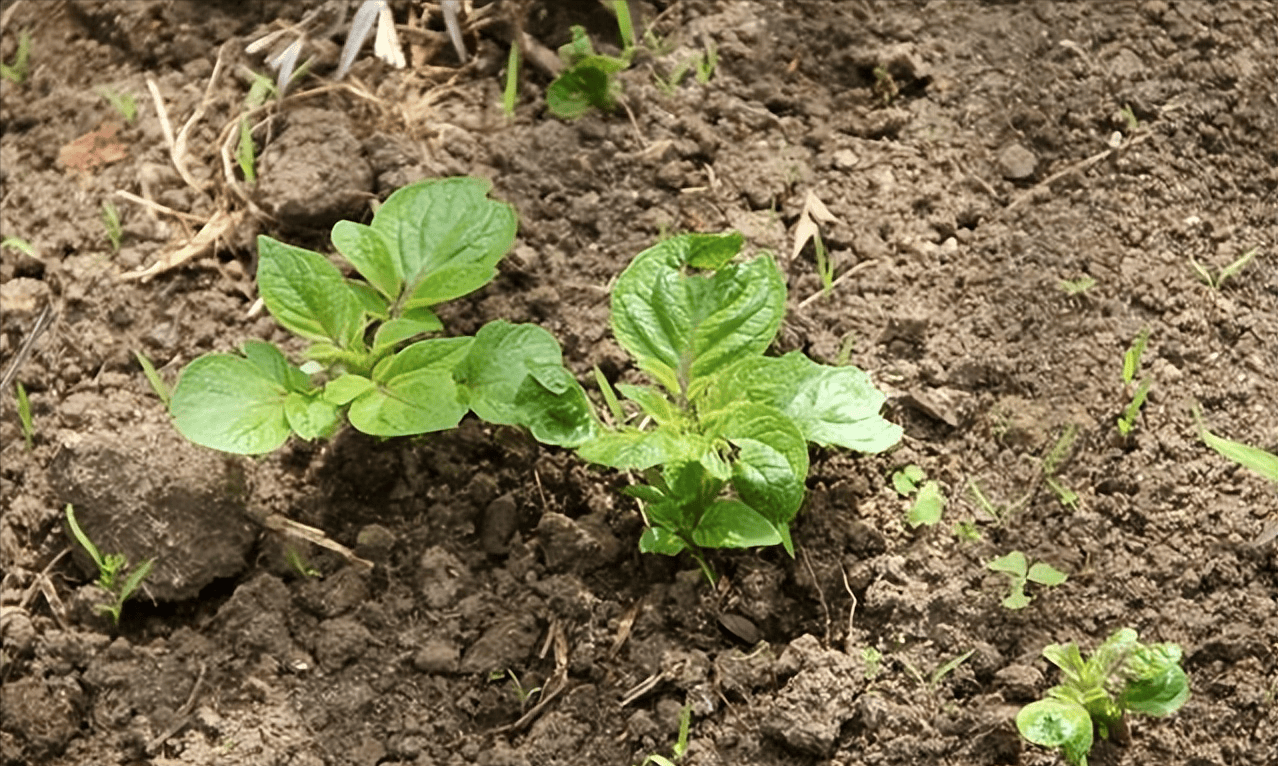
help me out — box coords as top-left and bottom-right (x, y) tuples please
(2, 2), (1276, 765)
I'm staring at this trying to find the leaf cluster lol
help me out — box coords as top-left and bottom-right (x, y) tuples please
(891, 464), (944, 528)
(577, 232), (901, 577)
(65, 504), (154, 625)
(1016, 628), (1190, 766)
(986, 551), (1066, 610)
(1117, 327), (1151, 437)
(171, 178), (595, 454)
(546, 25), (629, 119)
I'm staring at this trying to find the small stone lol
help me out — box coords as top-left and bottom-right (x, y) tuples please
(355, 524), (395, 562)
(480, 493), (519, 555)
(994, 664), (1044, 701)
(998, 143), (1037, 180)
(412, 640), (460, 674)
(832, 149), (858, 170)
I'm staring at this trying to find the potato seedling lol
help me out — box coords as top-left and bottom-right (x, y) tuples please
(65, 504), (154, 625)
(1017, 628), (1189, 766)
(987, 551), (1066, 610)
(575, 232), (901, 579)
(891, 464), (945, 528)
(546, 25), (628, 119)
(172, 178), (594, 455)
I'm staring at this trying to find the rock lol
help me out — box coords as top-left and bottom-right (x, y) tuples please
(459, 614), (540, 675)
(998, 143), (1037, 180)
(354, 524), (395, 563)
(480, 493), (520, 555)
(535, 512), (620, 575)
(256, 107), (374, 228)
(419, 546), (472, 609)
(412, 639), (460, 674)
(761, 635), (863, 757)
(994, 664), (1044, 701)
(313, 616), (372, 672)
(48, 429), (256, 602)
(0, 676), (84, 763)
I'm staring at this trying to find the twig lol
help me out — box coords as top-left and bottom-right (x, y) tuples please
(1002, 132), (1153, 216)
(171, 41), (231, 192)
(113, 190), (207, 224)
(839, 562), (857, 651)
(797, 259), (880, 311)
(0, 303), (56, 394)
(260, 514), (374, 570)
(800, 547), (831, 646)
(493, 619), (569, 732)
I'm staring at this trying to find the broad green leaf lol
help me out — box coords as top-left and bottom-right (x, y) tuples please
(171, 354), (292, 455)
(348, 337), (472, 436)
(1122, 663), (1190, 716)
(611, 233), (783, 395)
(693, 500), (783, 549)
(906, 480), (945, 528)
(1028, 562), (1068, 586)
(374, 316), (444, 352)
(257, 236), (364, 347)
(348, 281), (391, 320)
(987, 551), (1028, 578)
(730, 437), (805, 528)
(1002, 583), (1032, 610)
(706, 353), (901, 453)
(332, 220), (400, 300)
(1016, 699), (1093, 765)
(369, 177), (516, 310)
(454, 321), (565, 426)
(639, 526), (687, 556)
(578, 428), (693, 470)
(513, 365), (599, 447)
(323, 374), (375, 405)
(621, 484), (667, 504)
(284, 391), (340, 440)
(892, 464), (926, 495)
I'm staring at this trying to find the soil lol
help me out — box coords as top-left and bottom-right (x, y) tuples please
(2, 1), (1276, 765)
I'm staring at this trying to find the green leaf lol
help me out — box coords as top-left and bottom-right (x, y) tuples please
(692, 500), (783, 549)
(257, 236), (364, 348)
(1028, 562), (1068, 586)
(348, 281), (391, 320)
(706, 353), (901, 453)
(513, 365), (599, 447)
(284, 391), (341, 440)
(454, 320), (566, 426)
(593, 366), (626, 425)
(621, 484), (667, 504)
(374, 315), (444, 352)
(1002, 582), (1032, 610)
(1016, 699), (1093, 766)
(171, 353), (293, 454)
(331, 220), (401, 300)
(348, 337), (472, 436)
(369, 177), (517, 311)
(323, 374), (375, 405)
(1193, 405), (1278, 483)
(987, 551), (1028, 578)
(241, 340), (309, 392)
(892, 464), (925, 495)
(906, 480), (945, 528)
(617, 384), (682, 425)
(578, 428), (694, 470)
(639, 526), (687, 556)
(610, 232), (783, 395)
(1121, 663), (1190, 717)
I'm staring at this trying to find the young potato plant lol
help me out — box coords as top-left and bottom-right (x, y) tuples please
(171, 177), (595, 454)
(1017, 628), (1190, 766)
(577, 232), (901, 579)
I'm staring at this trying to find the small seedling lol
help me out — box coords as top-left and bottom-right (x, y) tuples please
(1121, 327), (1149, 385)
(1118, 104), (1139, 132)
(892, 464), (945, 528)
(1043, 425), (1080, 509)
(1116, 378), (1151, 437)
(693, 43), (718, 84)
(791, 191), (838, 296)
(1058, 276), (1096, 295)
(611, 0), (637, 52)
(639, 702), (692, 766)
(987, 551), (1067, 610)
(15, 382), (34, 450)
(1, 236), (35, 256)
(1, 30), (31, 84)
(1189, 247), (1257, 289)
(953, 519), (981, 542)
(488, 668), (542, 711)
(862, 646), (884, 680)
(1017, 628), (1189, 766)
(134, 350), (172, 407)
(285, 547), (321, 578)
(575, 232), (901, 580)
(64, 504), (154, 625)
(99, 88), (137, 123)
(872, 64), (898, 104)
(1191, 404), (1278, 483)
(1117, 327), (1152, 437)
(900, 648), (975, 693)
(101, 201), (123, 253)
(546, 25), (628, 119)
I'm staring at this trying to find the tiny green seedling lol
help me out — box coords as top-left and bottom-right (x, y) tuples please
(953, 519), (981, 542)
(1117, 327), (1152, 437)
(862, 646), (884, 680)
(64, 504), (154, 625)
(235, 70), (278, 185)
(987, 551), (1067, 610)
(1017, 628), (1190, 766)
(1192, 403), (1278, 484)
(872, 64), (898, 105)
(502, 42), (520, 118)
(1189, 247), (1258, 290)
(488, 668), (542, 711)
(575, 232), (901, 580)
(171, 177), (595, 456)
(693, 43), (717, 84)
(1043, 425), (1080, 510)
(891, 464), (945, 528)
(546, 25), (628, 119)
(15, 382), (34, 450)
(99, 88), (138, 123)
(1118, 104), (1139, 132)
(611, 0), (637, 53)
(1058, 276), (1096, 296)
(134, 350), (172, 408)
(1, 236), (35, 256)
(101, 201), (123, 253)
(639, 702), (692, 766)
(1, 30), (31, 84)
(285, 547), (321, 578)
